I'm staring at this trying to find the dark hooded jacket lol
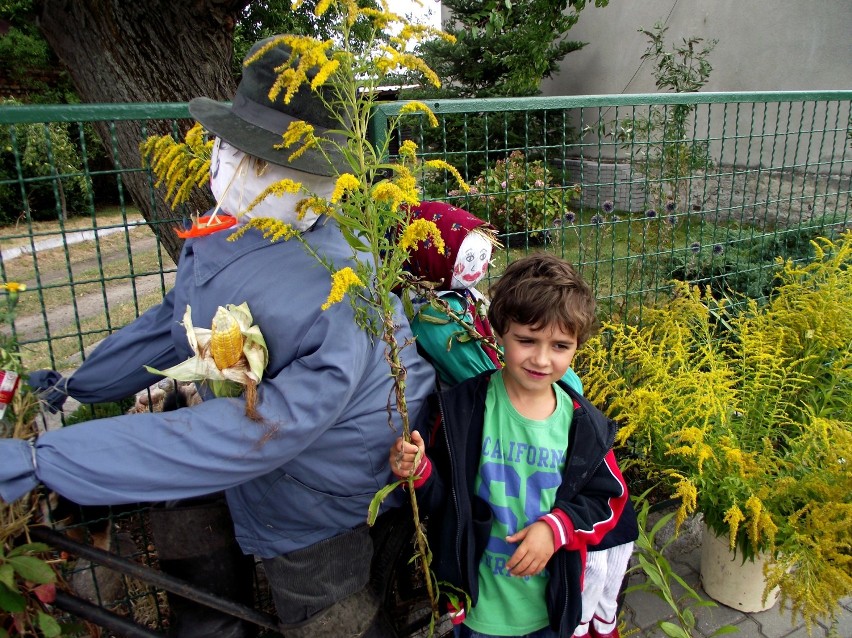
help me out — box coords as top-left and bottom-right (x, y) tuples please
(413, 370), (629, 635)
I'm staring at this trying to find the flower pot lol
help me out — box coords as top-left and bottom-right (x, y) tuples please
(699, 522), (779, 612)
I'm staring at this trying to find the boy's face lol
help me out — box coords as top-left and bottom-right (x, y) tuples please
(496, 321), (578, 400)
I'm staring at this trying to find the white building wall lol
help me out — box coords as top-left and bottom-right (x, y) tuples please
(540, 1), (852, 97)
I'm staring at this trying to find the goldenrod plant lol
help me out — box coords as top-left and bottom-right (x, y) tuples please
(579, 233), (852, 628)
(142, 1), (463, 628)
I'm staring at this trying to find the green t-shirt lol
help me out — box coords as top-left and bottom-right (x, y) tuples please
(464, 372), (574, 636)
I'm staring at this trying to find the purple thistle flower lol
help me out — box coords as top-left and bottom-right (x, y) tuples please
(564, 212), (576, 224)
(602, 200), (614, 214)
(665, 214), (677, 226)
(665, 200), (676, 212)
(645, 209), (658, 218)
(713, 244), (725, 255)
(612, 215), (621, 223)
(590, 214), (606, 225)
(690, 241), (701, 254)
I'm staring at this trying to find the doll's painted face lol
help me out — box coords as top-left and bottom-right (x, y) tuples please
(451, 231), (492, 290)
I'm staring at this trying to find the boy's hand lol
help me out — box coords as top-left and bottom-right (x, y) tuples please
(505, 521), (555, 577)
(390, 430), (425, 479)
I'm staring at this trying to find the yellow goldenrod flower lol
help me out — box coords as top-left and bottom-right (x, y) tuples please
(398, 140), (418, 159)
(371, 181), (417, 212)
(228, 218), (300, 243)
(399, 218), (445, 254)
(360, 7), (395, 29)
(311, 59), (340, 90)
(425, 159), (470, 193)
(671, 475), (698, 530)
(332, 174), (361, 203)
(280, 120), (316, 149)
(248, 35), (334, 105)
(314, 0), (332, 16)
(296, 196), (332, 220)
(322, 267), (364, 310)
(399, 101), (439, 127)
(239, 179), (303, 218)
(723, 504), (745, 550)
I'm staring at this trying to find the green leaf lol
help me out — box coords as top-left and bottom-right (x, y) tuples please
(37, 610), (63, 638)
(367, 480), (405, 526)
(659, 621), (690, 638)
(7, 543), (51, 558)
(0, 582), (26, 613)
(649, 510), (675, 540)
(8, 556), (56, 584)
(0, 564), (14, 590)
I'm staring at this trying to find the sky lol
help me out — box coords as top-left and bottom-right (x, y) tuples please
(386, 0), (442, 29)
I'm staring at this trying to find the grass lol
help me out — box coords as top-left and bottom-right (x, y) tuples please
(0, 206), (140, 250)
(485, 206), (745, 322)
(1, 207), (177, 371)
(5, 227), (174, 319)
(18, 287), (169, 372)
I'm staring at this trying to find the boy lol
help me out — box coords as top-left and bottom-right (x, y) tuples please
(391, 253), (629, 638)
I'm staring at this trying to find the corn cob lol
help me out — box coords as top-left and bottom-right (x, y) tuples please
(210, 306), (244, 370)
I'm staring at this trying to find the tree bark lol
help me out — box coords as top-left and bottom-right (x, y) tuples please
(36, 0), (251, 263)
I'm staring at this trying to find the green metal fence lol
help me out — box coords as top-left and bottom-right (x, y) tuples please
(0, 90), (850, 634)
(1, 91), (850, 377)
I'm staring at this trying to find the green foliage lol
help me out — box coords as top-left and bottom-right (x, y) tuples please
(595, 22), (717, 208)
(628, 492), (738, 638)
(455, 150), (579, 241)
(0, 98), (91, 224)
(402, 0), (603, 179)
(580, 233), (852, 627)
(0, 0), (76, 103)
(411, 0), (608, 98)
(0, 543), (63, 638)
(662, 210), (848, 301)
(63, 400), (135, 426)
(232, 0), (384, 79)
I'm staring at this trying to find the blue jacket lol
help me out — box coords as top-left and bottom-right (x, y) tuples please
(0, 217), (435, 558)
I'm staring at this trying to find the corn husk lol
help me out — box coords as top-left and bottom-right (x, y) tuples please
(145, 303), (268, 418)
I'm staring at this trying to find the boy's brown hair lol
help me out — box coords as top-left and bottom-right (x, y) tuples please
(487, 253), (597, 344)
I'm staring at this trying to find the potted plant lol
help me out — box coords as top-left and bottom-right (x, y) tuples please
(577, 234), (851, 628)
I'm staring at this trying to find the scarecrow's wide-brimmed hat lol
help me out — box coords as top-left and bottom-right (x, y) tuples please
(189, 35), (347, 176)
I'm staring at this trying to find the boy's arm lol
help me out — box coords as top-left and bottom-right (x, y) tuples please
(541, 450), (628, 552)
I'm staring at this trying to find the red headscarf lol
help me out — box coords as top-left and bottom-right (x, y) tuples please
(404, 201), (496, 291)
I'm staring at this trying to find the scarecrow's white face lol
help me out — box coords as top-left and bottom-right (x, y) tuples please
(209, 137), (335, 231)
(451, 232), (492, 290)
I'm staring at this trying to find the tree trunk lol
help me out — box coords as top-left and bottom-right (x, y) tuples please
(36, 0), (250, 264)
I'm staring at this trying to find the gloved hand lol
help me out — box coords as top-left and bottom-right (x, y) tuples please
(26, 369), (69, 414)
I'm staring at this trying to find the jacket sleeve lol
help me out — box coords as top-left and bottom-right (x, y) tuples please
(542, 450), (628, 551)
(2, 303), (375, 506)
(64, 289), (183, 403)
